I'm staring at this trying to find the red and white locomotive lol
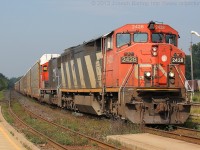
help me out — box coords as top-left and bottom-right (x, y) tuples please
(15, 21), (191, 124)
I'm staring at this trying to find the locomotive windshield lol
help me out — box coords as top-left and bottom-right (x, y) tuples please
(116, 33), (131, 47)
(152, 33), (177, 46)
(166, 34), (177, 46)
(152, 33), (164, 43)
(134, 33), (148, 42)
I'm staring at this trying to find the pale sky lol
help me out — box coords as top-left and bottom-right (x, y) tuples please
(0, 0), (200, 78)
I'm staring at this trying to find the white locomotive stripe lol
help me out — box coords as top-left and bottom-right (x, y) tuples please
(61, 63), (66, 87)
(96, 52), (103, 59)
(66, 61), (72, 88)
(77, 58), (86, 88)
(70, 59), (78, 88)
(139, 64), (151, 67)
(84, 55), (96, 88)
(158, 65), (167, 77)
(96, 52), (102, 87)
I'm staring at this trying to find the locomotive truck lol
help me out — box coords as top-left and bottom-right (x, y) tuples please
(15, 21), (191, 124)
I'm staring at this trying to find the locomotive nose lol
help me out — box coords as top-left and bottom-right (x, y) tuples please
(155, 45), (171, 86)
(151, 44), (170, 64)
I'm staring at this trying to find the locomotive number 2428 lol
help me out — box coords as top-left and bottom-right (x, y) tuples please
(121, 56), (138, 64)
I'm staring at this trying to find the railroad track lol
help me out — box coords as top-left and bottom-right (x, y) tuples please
(22, 106), (121, 150)
(8, 102), (69, 150)
(191, 102), (200, 108)
(9, 91), (121, 150)
(190, 114), (200, 120)
(144, 126), (200, 145)
(172, 126), (200, 137)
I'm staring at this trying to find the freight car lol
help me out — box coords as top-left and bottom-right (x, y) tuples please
(185, 80), (200, 91)
(15, 21), (191, 124)
(15, 54), (60, 99)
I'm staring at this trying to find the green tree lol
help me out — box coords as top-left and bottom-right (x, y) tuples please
(0, 73), (9, 90)
(185, 42), (200, 80)
(185, 55), (191, 80)
(0, 73), (22, 90)
(8, 77), (22, 89)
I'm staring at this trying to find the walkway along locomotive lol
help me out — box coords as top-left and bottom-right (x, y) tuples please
(15, 21), (191, 124)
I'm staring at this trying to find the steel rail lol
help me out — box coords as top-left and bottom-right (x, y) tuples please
(190, 114), (200, 119)
(8, 107), (69, 150)
(192, 103), (200, 108)
(23, 106), (121, 150)
(172, 126), (200, 138)
(144, 127), (200, 145)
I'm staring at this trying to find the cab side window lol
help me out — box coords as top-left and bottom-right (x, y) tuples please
(105, 36), (113, 50)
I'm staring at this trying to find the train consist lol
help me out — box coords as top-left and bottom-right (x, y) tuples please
(15, 21), (191, 124)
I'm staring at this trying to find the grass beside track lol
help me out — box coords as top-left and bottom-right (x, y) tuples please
(0, 91), (3, 100)
(11, 101), (92, 146)
(56, 112), (140, 141)
(192, 92), (200, 102)
(185, 92), (200, 130)
(0, 90), (14, 124)
(184, 118), (200, 131)
(191, 107), (200, 114)
(191, 92), (200, 114)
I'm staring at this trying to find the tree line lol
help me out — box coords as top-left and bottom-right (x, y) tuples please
(185, 42), (200, 80)
(0, 73), (21, 90)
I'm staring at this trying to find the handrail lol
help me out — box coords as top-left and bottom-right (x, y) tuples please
(118, 64), (134, 105)
(179, 68), (192, 91)
(122, 66), (135, 104)
(173, 65), (185, 86)
(171, 64), (192, 92)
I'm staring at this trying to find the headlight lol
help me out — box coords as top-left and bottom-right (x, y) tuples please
(169, 72), (175, 78)
(145, 72), (151, 78)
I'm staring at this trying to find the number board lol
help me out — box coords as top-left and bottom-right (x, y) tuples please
(121, 56), (138, 64)
(171, 57), (184, 64)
